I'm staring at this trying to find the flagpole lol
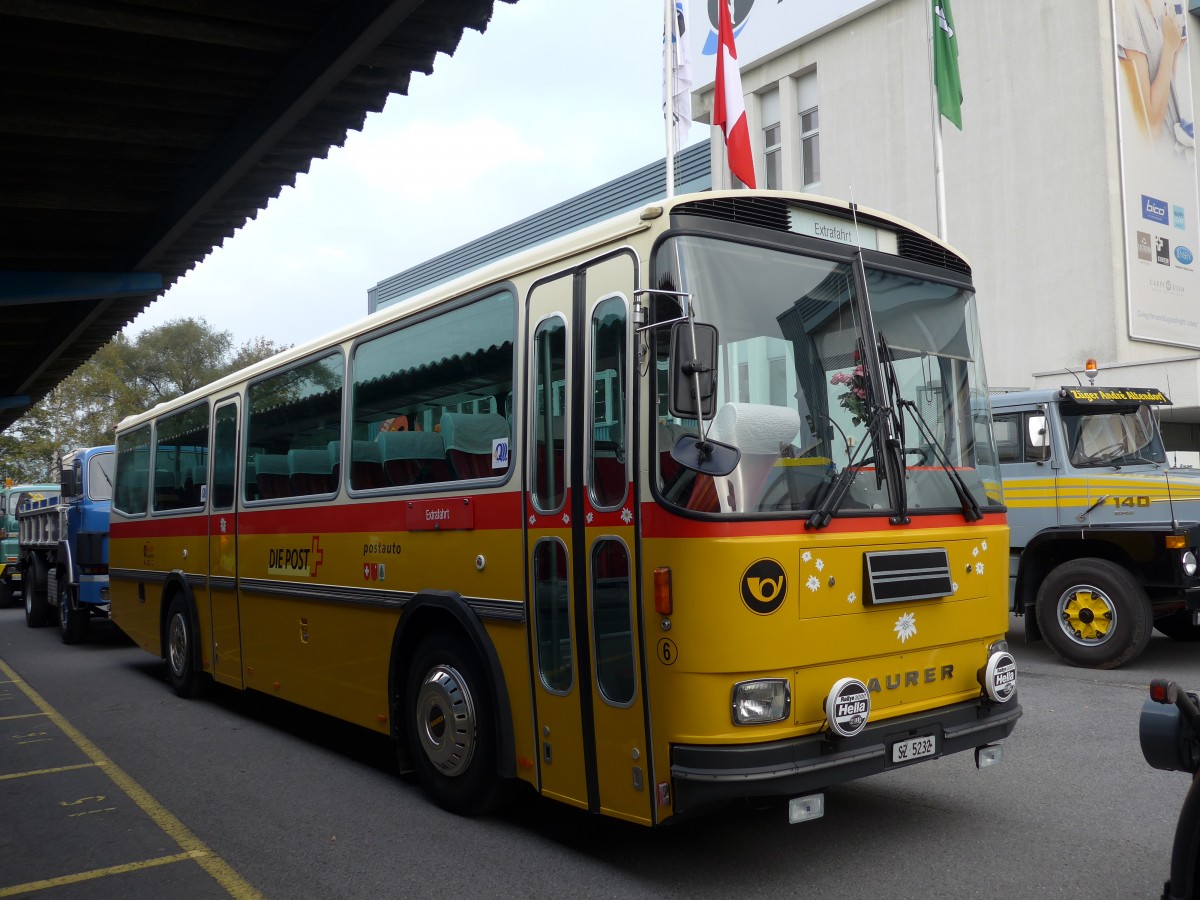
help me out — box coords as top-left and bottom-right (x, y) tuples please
(664, 0), (676, 197)
(927, 2), (947, 241)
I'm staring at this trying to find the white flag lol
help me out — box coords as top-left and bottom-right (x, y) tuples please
(664, 0), (692, 151)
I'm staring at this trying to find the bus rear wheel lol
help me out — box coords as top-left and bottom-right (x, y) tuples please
(1035, 558), (1152, 669)
(165, 597), (206, 698)
(58, 581), (89, 645)
(405, 631), (506, 816)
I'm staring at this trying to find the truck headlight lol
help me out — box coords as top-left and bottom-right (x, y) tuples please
(982, 650), (1018, 703)
(1183, 551), (1198, 577)
(731, 679), (791, 725)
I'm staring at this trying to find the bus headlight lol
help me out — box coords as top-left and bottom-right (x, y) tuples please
(1183, 551), (1198, 578)
(731, 679), (791, 725)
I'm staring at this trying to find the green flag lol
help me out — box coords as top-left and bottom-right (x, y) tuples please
(932, 0), (962, 129)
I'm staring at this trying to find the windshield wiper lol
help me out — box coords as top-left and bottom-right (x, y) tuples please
(879, 336), (982, 523)
(807, 409), (879, 530)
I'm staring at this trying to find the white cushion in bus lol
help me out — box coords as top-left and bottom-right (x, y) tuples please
(377, 431), (445, 461)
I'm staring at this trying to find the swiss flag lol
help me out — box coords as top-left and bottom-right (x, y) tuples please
(713, 0), (755, 188)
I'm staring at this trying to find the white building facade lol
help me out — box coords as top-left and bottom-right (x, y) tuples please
(689, 0), (1200, 460)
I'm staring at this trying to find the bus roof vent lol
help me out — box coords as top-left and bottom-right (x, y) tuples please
(672, 197), (791, 232)
(895, 232), (971, 276)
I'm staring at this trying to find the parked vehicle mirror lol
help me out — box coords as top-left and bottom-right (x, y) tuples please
(1027, 414), (1050, 462)
(668, 322), (718, 420)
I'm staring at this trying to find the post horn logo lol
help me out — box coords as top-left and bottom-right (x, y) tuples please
(741, 558), (786, 614)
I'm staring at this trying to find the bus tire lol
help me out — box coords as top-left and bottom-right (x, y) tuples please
(165, 596), (205, 698)
(58, 580), (88, 645)
(24, 556), (51, 628)
(1035, 558), (1152, 669)
(1154, 610), (1200, 641)
(405, 631), (506, 816)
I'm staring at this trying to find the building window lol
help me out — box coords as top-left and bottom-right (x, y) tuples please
(800, 106), (820, 189)
(761, 89), (781, 190)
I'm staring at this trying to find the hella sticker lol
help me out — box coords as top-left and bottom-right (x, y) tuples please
(826, 677), (871, 737)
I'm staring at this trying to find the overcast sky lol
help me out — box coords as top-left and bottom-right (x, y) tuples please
(129, 0), (707, 350)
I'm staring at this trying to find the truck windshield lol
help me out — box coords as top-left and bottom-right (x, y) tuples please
(1062, 404), (1166, 467)
(652, 234), (1002, 517)
(88, 454), (115, 501)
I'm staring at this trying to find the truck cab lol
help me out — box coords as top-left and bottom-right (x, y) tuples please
(0, 481), (60, 607)
(993, 386), (1200, 667)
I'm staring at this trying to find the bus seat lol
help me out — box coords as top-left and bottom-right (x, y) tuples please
(121, 458), (149, 513)
(657, 422), (691, 486)
(212, 456), (235, 508)
(441, 412), (509, 480)
(254, 453), (291, 499)
(153, 468), (180, 509)
(378, 431), (451, 486)
(707, 403), (802, 512)
(183, 464), (206, 507)
(326, 440), (341, 481)
(288, 448), (335, 495)
(349, 439), (388, 489)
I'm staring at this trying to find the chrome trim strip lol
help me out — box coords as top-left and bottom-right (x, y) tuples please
(209, 575), (237, 591)
(237, 577), (526, 623)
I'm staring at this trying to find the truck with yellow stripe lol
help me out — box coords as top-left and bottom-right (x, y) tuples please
(993, 385), (1200, 668)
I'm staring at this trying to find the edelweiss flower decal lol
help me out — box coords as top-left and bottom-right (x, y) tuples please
(620, 507), (633, 524)
(981, 540), (988, 551)
(806, 575), (821, 592)
(815, 558), (824, 572)
(562, 513), (570, 525)
(528, 515), (536, 526)
(585, 512), (594, 524)
(801, 551), (812, 563)
(894, 612), (917, 643)
(847, 591), (857, 605)
(975, 562), (984, 575)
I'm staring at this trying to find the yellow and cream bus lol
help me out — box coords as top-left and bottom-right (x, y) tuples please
(110, 190), (1020, 826)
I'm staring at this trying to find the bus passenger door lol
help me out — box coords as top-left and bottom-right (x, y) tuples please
(526, 253), (649, 824)
(208, 399), (243, 688)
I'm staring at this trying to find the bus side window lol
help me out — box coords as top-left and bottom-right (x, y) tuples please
(245, 351), (344, 502)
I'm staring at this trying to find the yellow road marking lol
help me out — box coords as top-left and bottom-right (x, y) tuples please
(0, 763), (98, 781)
(0, 658), (262, 899)
(0, 711), (49, 721)
(0, 851), (206, 897)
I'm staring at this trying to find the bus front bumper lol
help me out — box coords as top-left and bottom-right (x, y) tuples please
(670, 696), (1022, 814)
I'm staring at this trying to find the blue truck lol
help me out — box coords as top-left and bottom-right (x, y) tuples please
(17, 446), (114, 643)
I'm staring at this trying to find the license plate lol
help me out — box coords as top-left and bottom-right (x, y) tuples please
(892, 734), (937, 763)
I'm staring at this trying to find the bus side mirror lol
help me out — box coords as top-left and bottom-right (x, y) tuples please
(668, 322), (718, 420)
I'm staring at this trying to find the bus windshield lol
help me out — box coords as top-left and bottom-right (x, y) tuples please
(652, 234), (1002, 517)
(1062, 403), (1167, 467)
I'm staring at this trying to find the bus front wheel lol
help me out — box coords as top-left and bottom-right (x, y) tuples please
(1035, 558), (1152, 669)
(405, 631), (506, 816)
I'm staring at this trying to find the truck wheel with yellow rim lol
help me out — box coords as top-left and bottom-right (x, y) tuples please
(1035, 558), (1152, 669)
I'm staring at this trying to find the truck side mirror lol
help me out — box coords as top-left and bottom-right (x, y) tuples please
(61, 468), (78, 498)
(1027, 414), (1050, 462)
(668, 322), (718, 420)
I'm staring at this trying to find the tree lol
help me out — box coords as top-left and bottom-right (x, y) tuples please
(0, 317), (286, 481)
